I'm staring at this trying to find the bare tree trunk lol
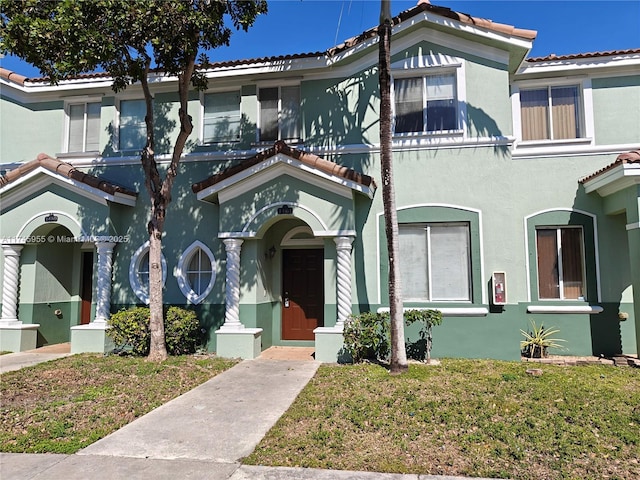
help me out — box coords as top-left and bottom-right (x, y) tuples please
(141, 58), (196, 362)
(139, 60), (168, 362)
(379, 0), (408, 375)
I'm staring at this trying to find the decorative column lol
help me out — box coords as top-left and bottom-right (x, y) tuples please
(1, 244), (24, 324)
(334, 236), (354, 329)
(220, 238), (244, 330)
(94, 241), (116, 323)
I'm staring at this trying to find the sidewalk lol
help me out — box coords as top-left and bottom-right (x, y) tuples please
(0, 343), (71, 373)
(1, 350), (502, 480)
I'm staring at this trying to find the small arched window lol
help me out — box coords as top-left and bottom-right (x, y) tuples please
(176, 241), (216, 304)
(129, 241), (167, 304)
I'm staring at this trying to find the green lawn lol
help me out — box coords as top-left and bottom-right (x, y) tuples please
(0, 354), (237, 453)
(244, 360), (640, 480)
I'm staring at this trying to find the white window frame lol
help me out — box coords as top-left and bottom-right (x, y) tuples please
(390, 55), (466, 144)
(535, 226), (586, 301)
(399, 222), (472, 302)
(116, 97), (148, 153)
(129, 241), (167, 305)
(63, 98), (102, 153)
(200, 89), (242, 145)
(512, 78), (594, 149)
(257, 83), (301, 144)
(175, 241), (216, 304)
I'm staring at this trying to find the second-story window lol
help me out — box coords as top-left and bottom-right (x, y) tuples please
(520, 85), (582, 141)
(259, 85), (300, 142)
(67, 102), (101, 152)
(119, 99), (147, 151)
(394, 73), (457, 134)
(203, 91), (241, 143)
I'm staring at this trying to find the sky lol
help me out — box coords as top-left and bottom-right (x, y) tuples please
(2, 0), (639, 78)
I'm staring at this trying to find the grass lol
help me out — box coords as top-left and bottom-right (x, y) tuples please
(244, 359), (640, 480)
(0, 353), (238, 454)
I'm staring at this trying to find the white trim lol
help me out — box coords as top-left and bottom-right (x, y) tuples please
(582, 161), (640, 196)
(199, 89), (242, 146)
(57, 135), (517, 169)
(129, 241), (168, 305)
(63, 97), (103, 154)
(175, 240), (216, 305)
(391, 61), (467, 137)
(376, 203), (485, 305)
(627, 222), (640, 231)
(527, 305), (603, 314)
(516, 53), (640, 76)
(281, 226), (324, 247)
(15, 210), (87, 239)
(197, 153), (375, 204)
(242, 201), (329, 234)
(0, 167), (136, 209)
(377, 307), (489, 317)
(511, 79), (594, 150)
(524, 208), (601, 303)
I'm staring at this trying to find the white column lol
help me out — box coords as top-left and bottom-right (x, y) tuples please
(94, 241), (116, 323)
(220, 238), (244, 330)
(1, 244), (24, 324)
(334, 236), (354, 329)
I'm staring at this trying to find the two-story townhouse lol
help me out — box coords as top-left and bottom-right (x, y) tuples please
(1, 1), (638, 361)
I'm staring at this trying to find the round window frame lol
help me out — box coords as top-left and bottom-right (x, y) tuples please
(175, 240), (216, 304)
(129, 241), (168, 305)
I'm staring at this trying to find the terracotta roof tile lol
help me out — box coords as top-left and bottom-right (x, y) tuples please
(0, 68), (28, 86)
(0, 153), (138, 197)
(527, 49), (640, 63)
(580, 150), (640, 183)
(2, 2), (536, 85)
(192, 141), (376, 194)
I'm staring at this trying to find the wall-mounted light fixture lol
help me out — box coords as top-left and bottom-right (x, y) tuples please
(265, 245), (276, 260)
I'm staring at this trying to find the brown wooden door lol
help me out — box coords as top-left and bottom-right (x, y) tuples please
(80, 251), (93, 325)
(282, 249), (324, 340)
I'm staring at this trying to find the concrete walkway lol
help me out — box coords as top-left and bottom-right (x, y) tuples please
(0, 344), (71, 373)
(0, 350), (501, 480)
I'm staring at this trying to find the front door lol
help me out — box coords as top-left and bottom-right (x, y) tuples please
(282, 249), (324, 340)
(80, 251), (93, 325)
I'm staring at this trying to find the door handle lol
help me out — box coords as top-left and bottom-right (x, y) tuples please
(284, 292), (290, 308)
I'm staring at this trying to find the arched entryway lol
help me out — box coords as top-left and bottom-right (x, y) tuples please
(192, 141), (375, 361)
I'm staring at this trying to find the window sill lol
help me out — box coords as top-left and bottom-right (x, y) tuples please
(517, 137), (593, 148)
(393, 130), (463, 140)
(377, 307), (488, 317)
(252, 139), (304, 149)
(57, 151), (101, 160)
(527, 305), (603, 314)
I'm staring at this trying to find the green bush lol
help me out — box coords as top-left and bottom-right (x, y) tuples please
(164, 306), (202, 355)
(343, 311), (390, 363)
(108, 307), (151, 356)
(404, 308), (443, 363)
(108, 306), (203, 356)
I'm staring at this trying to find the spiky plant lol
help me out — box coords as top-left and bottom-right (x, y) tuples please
(520, 320), (566, 358)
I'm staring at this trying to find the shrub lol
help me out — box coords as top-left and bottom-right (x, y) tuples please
(343, 311), (390, 363)
(108, 306), (203, 356)
(164, 306), (202, 355)
(405, 308), (443, 363)
(108, 306), (151, 356)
